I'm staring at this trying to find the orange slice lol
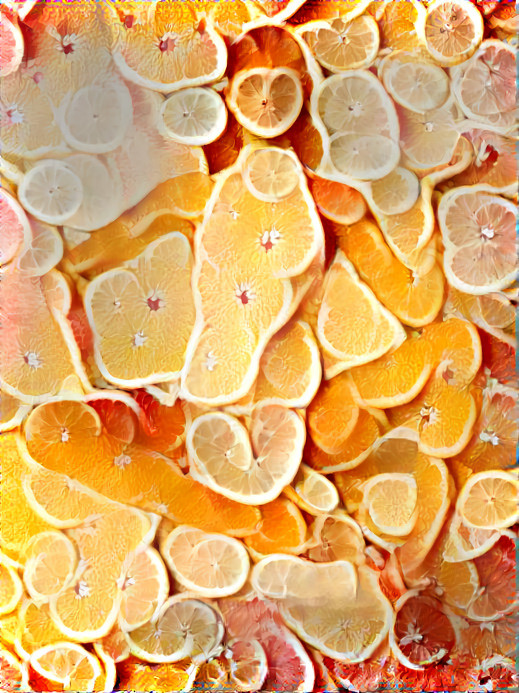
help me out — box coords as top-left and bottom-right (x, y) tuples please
(227, 67), (303, 138)
(0, 645), (28, 691)
(160, 87), (227, 146)
(112, 2), (227, 92)
(0, 390), (30, 433)
(390, 372), (477, 457)
(244, 498), (308, 557)
(85, 232), (196, 387)
(0, 187), (30, 267)
(22, 531), (77, 603)
(336, 219), (444, 327)
(117, 547), (169, 632)
(117, 655), (197, 693)
(317, 250), (405, 368)
(467, 534), (517, 621)
(457, 471), (518, 531)
(14, 599), (65, 659)
(438, 186), (517, 295)
(417, 0), (484, 66)
(29, 643), (102, 692)
(307, 372), (359, 454)
(310, 176), (367, 225)
(349, 337), (434, 408)
(377, 0), (425, 50)
(187, 405), (305, 505)
(0, 555), (22, 616)
(361, 473), (418, 537)
(284, 464), (339, 516)
(421, 317), (482, 385)
(307, 511), (365, 564)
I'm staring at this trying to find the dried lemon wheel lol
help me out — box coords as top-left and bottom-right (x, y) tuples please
(160, 87), (227, 146)
(18, 160), (83, 225)
(417, 0), (484, 66)
(457, 471), (519, 530)
(243, 147), (301, 203)
(227, 67), (303, 138)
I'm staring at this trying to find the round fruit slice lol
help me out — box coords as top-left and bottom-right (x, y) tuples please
(362, 473), (418, 537)
(0, 645), (29, 692)
(22, 531), (77, 603)
(227, 67), (303, 138)
(117, 547), (169, 632)
(29, 643), (102, 692)
(16, 219), (63, 277)
(187, 405), (305, 505)
(0, 555), (22, 616)
(457, 471), (518, 531)
(381, 52), (450, 113)
(18, 161), (83, 225)
(452, 128), (516, 195)
(160, 87), (227, 146)
(162, 527), (249, 598)
(467, 534), (517, 621)
(125, 595), (224, 664)
(244, 497), (308, 557)
(0, 187), (30, 267)
(0, 390), (30, 433)
(59, 79), (133, 154)
(328, 131), (400, 181)
(441, 512), (501, 563)
(421, 317), (482, 385)
(14, 598), (64, 659)
(307, 511), (365, 564)
(417, 0), (484, 66)
(94, 625), (130, 664)
(243, 147), (301, 203)
(300, 15), (379, 72)
(225, 638), (268, 693)
(0, 11), (23, 77)
(368, 167), (420, 216)
(285, 464), (339, 516)
(310, 177), (367, 225)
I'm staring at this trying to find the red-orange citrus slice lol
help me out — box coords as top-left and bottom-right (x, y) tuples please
(0, 644), (29, 691)
(0, 188), (30, 268)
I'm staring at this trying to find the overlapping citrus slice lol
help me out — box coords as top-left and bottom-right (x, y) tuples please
(117, 655), (197, 693)
(160, 87), (227, 146)
(244, 497), (308, 557)
(307, 371), (359, 454)
(377, 0), (425, 50)
(0, 390), (30, 433)
(0, 188), (30, 268)
(307, 511), (365, 565)
(310, 176), (367, 225)
(441, 511), (501, 563)
(85, 232), (196, 387)
(366, 167), (421, 217)
(111, 1), (227, 92)
(29, 642), (103, 692)
(14, 599), (64, 659)
(22, 531), (77, 603)
(361, 473), (418, 537)
(117, 547), (169, 632)
(285, 464), (340, 516)
(187, 404), (305, 505)
(18, 160), (83, 226)
(457, 612), (516, 668)
(15, 218), (63, 278)
(437, 186), (517, 295)
(456, 470), (518, 531)
(0, 554), (22, 617)
(0, 9), (23, 77)
(317, 250), (405, 369)
(421, 317), (482, 385)
(0, 644), (28, 692)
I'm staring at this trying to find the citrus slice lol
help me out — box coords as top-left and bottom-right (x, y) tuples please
(421, 317), (482, 386)
(307, 371), (359, 454)
(16, 219), (63, 277)
(307, 511), (365, 564)
(187, 405), (305, 505)
(162, 527), (249, 598)
(117, 655), (197, 693)
(368, 167), (420, 216)
(14, 598), (64, 659)
(328, 131), (401, 182)
(22, 531), (77, 603)
(125, 595), (224, 664)
(224, 638), (268, 693)
(18, 161), (83, 226)
(300, 15), (379, 71)
(362, 473), (418, 537)
(285, 464), (340, 516)
(244, 497), (308, 557)
(438, 186), (517, 295)
(117, 547), (169, 632)
(0, 11), (23, 76)
(0, 556), (22, 616)
(160, 87), (227, 146)
(227, 67), (303, 138)
(0, 188), (30, 267)
(317, 250), (405, 367)
(417, 0), (484, 66)
(377, 0), (425, 50)
(58, 78), (133, 154)
(457, 471), (518, 531)
(85, 232), (196, 387)
(467, 534), (517, 621)
(452, 129), (516, 195)
(0, 645), (29, 692)
(350, 337), (433, 408)
(441, 512), (501, 563)
(29, 643), (102, 692)
(457, 612), (516, 667)
(310, 177), (367, 225)
(94, 625), (130, 664)
(381, 52), (450, 113)
(0, 390), (30, 433)
(336, 219), (443, 327)
(390, 591), (456, 669)
(243, 147), (301, 203)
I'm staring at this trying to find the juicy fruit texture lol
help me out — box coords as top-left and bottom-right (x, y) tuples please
(1, 2), (517, 692)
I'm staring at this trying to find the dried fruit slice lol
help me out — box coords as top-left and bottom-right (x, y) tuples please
(300, 15), (379, 71)
(22, 531), (77, 603)
(362, 473), (418, 537)
(243, 147), (301, 203)
(117, 547), (169, 632)
(125, 595), (224, 664)
(307, 511), (365, 564)
(350, 337), (433, 408)
(187, 405), (305, 505)
(417, 0), (484, 66)
(317, 250), (405, 367)
(0, 645), (28, 691)
(117, 655), (197, 693)
(29, 643), (102, 692)
(0, 188), (30, 267)
(85, 233), (196, 387)
(18, 161), (83, 226)
(160, 87), (227, 146)
(285, 464), (339, 516)
(244, 498), (308, 557)
(0, 555), (22, 616)
(112, 2), (227, 92)
(336, 220), (443, 327)
(227, 67), (303, 138)
(307, 372), (359, 454)
(328, 131), (400, 181)
(457, 471), (518, 531)
(162, 527), (249, 598)
(310, 177), (367, 225)
(467, 534), (517, 621)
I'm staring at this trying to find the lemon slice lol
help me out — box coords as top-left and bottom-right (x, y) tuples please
(16, 219), (63, 277)
(160, 87), (227, 146)
(329, 132), (400, 181)
(457, 470), (519, 530)
(0, 555), (23, 616)
(368, 167), (420, 216)
(381, 54), (450, 113)
(22, 530), (77, 603)
(18, 160), (83, 225)
(59, 79), (133, 154)
(417, 0), (484, 66)
(243, 147), (301, 202)
(284, 464), (339, 516)
(362, 473), (418, 537)
(228, 67), (303, 138)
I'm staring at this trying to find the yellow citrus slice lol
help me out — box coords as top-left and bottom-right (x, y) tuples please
(227, 67), (303, 138)
(16, 219), (63, 278)
(457, 471), (519, 531)
(160, 87), (227, 146)
(22, 531), (77, 603)
(362, 473), (418, 537)
(307, 511), (365, 564)
(18, 161), (83, 226)
(328, 131), (401, 182)
(285, 464), (340, 516)
(368, 167), (420, 216)
(162, 527), (249, 597)
(0, 555), (22, 616)
(380, 50), (450, 113)
(0, 645), (29, 692)
(125, 594), (224, 664)
(187, 405), (305, 505)
(14, 598), (64, 659)
(299, 15), (379, 71)
(317, 250), (405, 367)
(243, 147), (301, 203)
(85, 232), (196, 387)
(29, 643), (102, 692)
(438, 186), (517, 295)
(0, 187), (30, 267)
(0, 390), (30, 433)
(417, 0), (484, 66)
(112, 2), (227, 92)
(307, 371), (359, 454)
(310, 176), (367, 225)
(244, 498), (308, 558)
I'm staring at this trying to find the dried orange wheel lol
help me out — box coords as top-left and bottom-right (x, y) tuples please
(243, 147), (301, 203)
(227, 67), (303, 138)
(457, 471), (519, 531)
(417, 0), (484, 66)
(160, 87), (227, 146)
